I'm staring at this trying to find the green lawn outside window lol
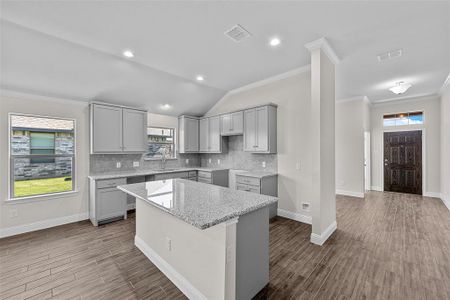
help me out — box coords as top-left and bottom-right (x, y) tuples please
(14, 177), (72, 198)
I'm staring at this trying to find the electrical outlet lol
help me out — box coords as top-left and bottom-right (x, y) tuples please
(133, 161), (139, 167)
(302, 203), (310, 211)
(9, 208), (18, 218)
(262, 161), (266, 168)
(166, 237), (172, 251)
(208, 158), (212, 164)
(218, 159), (221, 165)
(116, 162), (121, 168)
(296, 161), (301, 170)
(185, 159), (189, 165)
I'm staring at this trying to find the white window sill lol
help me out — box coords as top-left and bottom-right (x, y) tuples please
(6, 190), (79, 204)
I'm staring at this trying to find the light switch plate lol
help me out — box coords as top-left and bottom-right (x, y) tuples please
(218, 159), (221, 165)
(133, 161), (139, 167)
(116, 162), (121, 168)
(262, 161), (266, 168)
(296, 162), (301, 170)
(208, 158), (212, 164)
(185, 159), (189, 165)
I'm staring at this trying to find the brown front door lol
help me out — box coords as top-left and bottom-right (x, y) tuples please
(384, 130), (422, 195)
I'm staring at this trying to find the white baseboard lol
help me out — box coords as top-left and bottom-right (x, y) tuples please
(310, 221), (337, 246)
(336, 190), (365, 198)
(423, 192), (441, 198)
(0, 212), (89, 238)
(371, 186), (383, 191)
(277, 208), (312, 224)
(135, 236), (207, 300)
(440, 194), (450, 212)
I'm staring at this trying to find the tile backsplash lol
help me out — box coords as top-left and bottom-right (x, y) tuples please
(90, 136), (277, 174)
(90, 153), (200, 174)
(200, 136), (277, 172)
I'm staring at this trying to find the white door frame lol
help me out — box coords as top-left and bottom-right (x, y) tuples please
(364, 131), (371, 191)
(381, 128), (426, 195)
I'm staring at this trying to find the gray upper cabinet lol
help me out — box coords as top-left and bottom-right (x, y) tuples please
(243, 105), (277, 153)
(199, 118), (209, 152)
(200, 116), (222, 153)
(91, 104), (123, 153)
(122, 108), (147, 152)
(178, 116), (199, 153)
(90, 103), (147, 154)
(221, 111), (243, 136)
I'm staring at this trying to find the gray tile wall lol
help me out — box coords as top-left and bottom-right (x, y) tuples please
(90, 136), (277, 174)
(200, 136), (277, 172)
(89, 153), (200, 174)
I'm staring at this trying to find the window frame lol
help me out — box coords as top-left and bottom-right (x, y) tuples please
(382, 110), (424, 128)
(144, 126), (177, 160)
(8, 113), (77, 201)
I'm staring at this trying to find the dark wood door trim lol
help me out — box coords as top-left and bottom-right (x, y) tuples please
(383, 130), (422, 195)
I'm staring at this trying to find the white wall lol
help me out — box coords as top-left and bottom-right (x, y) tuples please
(0, 91), (89, 237)
(207, 71), (312, 220)
(148, 112), (177, 128)
(335, 99), (368, 197)
(370, 95), (441, 195)
(441, 85), (450, 209)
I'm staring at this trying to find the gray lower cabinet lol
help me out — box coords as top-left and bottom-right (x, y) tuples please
(89, 177), (127, 226)
(236, 174), (278, 218)
(197, 169), (229, 187)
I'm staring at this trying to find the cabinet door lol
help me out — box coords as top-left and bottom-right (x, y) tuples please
(209, 116), (221, 152)
(220, 114), (231, 135)
(199, 118), (209, 152)
(186, 118), (199, 152)
(97, 188), (126, 220)
(92, 104), (122, 153)
(243, 109), (257, 151)
(123, 109), (147, 152)
(256, 106), (268, 151)
(231, 111), (244, 135)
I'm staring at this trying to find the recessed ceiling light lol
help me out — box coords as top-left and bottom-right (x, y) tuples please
(269, 37), (281, 47)
(196, 75), (204, 82)
(122, 50), (134, 58)
(161, 104), (171, 110)
(389, 81), (412, 95)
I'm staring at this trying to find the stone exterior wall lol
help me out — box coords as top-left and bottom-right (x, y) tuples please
(12, 131), (74, 181)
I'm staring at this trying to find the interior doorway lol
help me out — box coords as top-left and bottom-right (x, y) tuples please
(364, 131), (371, 191)
(383, 130), (422, 195)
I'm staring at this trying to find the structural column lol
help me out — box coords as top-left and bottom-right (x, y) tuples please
(305, 38), (339, 245)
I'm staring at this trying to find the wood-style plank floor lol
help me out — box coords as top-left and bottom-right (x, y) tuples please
(1, 191), (449, 300)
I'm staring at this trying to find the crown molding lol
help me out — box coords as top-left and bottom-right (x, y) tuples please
(227, 64), (311, 96)
(371, 92), (439, 106)
(439, 73), (450, 95)
(304, 37), (340, 65)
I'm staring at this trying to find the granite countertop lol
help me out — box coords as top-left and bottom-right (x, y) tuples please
(117, 179), (278, 230)
(88, 167), (229, 180)
(235, 171), (278, 179)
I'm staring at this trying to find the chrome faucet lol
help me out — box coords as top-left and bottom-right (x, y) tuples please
(159, 147), (168, 170)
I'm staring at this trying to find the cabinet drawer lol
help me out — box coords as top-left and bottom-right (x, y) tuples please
(97, 178), (127, 189)
(198, 171), (212, 179)
(188, 171), (197, 177)
(236, 175), (260, 186)
(236, 183), (260, 194)
(198, 177), (212, 184)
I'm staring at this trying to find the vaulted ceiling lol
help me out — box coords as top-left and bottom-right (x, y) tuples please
(1, 1), (449, 115)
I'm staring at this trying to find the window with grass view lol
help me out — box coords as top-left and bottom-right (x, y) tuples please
(383, 111), (424, 127)
(10, 114), (75, 198)
(145, 127), (175, 159)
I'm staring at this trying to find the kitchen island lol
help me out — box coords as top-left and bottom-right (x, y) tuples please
(118, 179), (278, 300)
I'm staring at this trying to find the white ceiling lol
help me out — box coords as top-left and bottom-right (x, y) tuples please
(1, 1), (449, 115)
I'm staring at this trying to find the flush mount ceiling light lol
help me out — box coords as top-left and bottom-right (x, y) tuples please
(196, 75), (204, 82)
(269, 37), (281, 47)
(161, 104), (171, 110)
(122, 50), (134, 58)
(389, 81), (412, 95)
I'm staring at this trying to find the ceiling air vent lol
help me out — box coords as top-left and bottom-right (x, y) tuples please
(224, 24), (251, 43)
(377, 49), (403, 62)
